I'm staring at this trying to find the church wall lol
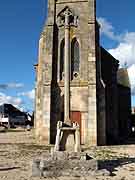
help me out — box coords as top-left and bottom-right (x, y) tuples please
(58, 85), (88, 144)
(35, 18), (55, 144)
(55, 0), (99, 145)
(70, 86), (88, 144)
(56, 1), (89, 81)
(87, 20), (99, 145)
(117, 84), (131, 141)
(35, 0), (107, 146)
(87, 84), (97, 145)
(55, 0), (106, 146)
(35, 36), (45, 142)
(96, 45), (106, 146)
(101, 47), (119, 144)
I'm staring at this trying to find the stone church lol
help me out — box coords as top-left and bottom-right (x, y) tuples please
(34, 0), (131, 146)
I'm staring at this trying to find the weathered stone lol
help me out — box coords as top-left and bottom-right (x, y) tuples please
(43, 171), (58, 178)
(34, 0), (131, 147)
(91, 169), (111, 176)
(51, 151), (69, 160)
(32, 156), (98, 178)
(32, 159), (41, 177)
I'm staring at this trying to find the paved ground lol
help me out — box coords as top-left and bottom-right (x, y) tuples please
(0, 128), (135, 180)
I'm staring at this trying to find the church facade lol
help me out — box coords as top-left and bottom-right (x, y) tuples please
(34, 0), (131, 146)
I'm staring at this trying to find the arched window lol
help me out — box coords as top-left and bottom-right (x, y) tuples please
(60, 39), (65, 80)
(71, 38), (80, 79)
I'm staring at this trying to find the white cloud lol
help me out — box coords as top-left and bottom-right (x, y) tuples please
(98, 17), (135, 95)
(18, 89), (35, 100)
(0, 82), (24, 90)
(97, 17), (121, 41)
(109, 32), (135, 67)
(0, 92), (23, 107)
(0, 86), (34, 111)
(8, 83), (24, 88)
(108, 32), (135, 94)
(98, 17), (135, 67)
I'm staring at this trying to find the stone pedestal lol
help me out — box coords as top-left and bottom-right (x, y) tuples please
(54, 121), (81, 152)
(60, 130), (75, 151)
(32, 153), (98, 178)
(75, 127), (81, 152)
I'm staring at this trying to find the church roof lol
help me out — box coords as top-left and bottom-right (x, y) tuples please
(101, 47), (119, 66)
(117, 68), (131, 88)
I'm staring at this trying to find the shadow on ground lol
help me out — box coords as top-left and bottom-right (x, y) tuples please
(98, 157), (135, 176)
(0, 167), (20, 171)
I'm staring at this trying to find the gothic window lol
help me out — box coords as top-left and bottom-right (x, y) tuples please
(71, 38), (80, 79)
(60, 39), (65, 80)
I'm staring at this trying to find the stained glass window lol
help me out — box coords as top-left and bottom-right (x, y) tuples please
(71, 38), (80, 79)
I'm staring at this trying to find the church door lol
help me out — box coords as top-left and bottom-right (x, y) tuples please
(70, 111), (82, 142)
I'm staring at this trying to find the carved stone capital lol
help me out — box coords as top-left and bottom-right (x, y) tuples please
(57, 7), (79, 27)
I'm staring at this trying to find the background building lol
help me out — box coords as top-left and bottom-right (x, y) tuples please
(0, 104), (27, 127)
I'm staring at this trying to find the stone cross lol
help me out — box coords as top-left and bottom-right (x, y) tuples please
(64, 9), (72, 125)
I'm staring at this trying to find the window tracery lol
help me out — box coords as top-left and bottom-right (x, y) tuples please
(71, 38), (80, 79)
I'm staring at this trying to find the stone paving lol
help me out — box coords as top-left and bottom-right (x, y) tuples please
(0, 129), (135, 180)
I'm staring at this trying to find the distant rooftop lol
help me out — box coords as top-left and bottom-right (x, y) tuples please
(132, 107), (135, 114)
(117, 68), (131, 88)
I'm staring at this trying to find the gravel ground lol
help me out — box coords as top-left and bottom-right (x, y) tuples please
(0, 128), (135, 180)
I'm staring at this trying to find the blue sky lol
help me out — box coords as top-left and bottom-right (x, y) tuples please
(97, 0), (135, 106)
(0, 0), (46, 112)
(0, 0), (134, 112)
(97, 0), (135, 48)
